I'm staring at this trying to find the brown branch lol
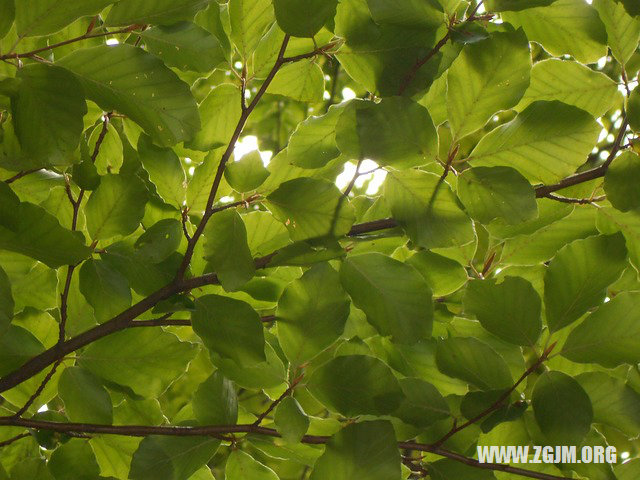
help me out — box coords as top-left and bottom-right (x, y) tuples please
(3, 168), (41, 184)
(253, 374), (304, 427)
(281, 40), (342, 64)
(542, 194), (606, 205)
(0, 432), (30, 448)
(343, 159), (363, 197)
(12, 359), (62, 418)
(130, 314), (275, 328)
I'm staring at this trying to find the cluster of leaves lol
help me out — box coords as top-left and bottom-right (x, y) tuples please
(0, 0), (640, 479)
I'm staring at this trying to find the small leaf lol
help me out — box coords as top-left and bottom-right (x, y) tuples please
(58, 367), (113, 424)
(193, 372), (238, 425)
(79, 258), (132, 323)
(593, 0), (640, 65)
(604, 151), (640, 212)
(225, 450), (279, 480)
(406, 250), (468, 297)
(224, 151), (270, 193)
(138, 135), (186, 208)
(287, 103), (344, 169)
(274, 397), (310, 443)
(273, 0), (338, 37)
(267, 60), (325, 103)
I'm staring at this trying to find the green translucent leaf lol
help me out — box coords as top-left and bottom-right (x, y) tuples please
(186, 85), (242, 152)
(229, 0), (275, 59)
(544, 234), (627, 331)
(429, 459), (496, 480)
(267, 60), (325, 103)
(134, 219), (182, 264)
(447, 31), (531, 139)
(48, 439), (101, 480)
(336, 98), (438, 168)
(593, 0), (640, 65)
(225, 450), (279, 480)
(0, 265), (14, 337)
(85, 173), (148, 241)
(562, 291), (640, 367)
(340, 253), (432, 343)
(203, 210), (255, 291)
(58, 366), (113, 424)
(604, 151), (640, 212)
(0, 0), (14, 38)
(58, 45), (200, 147)
(79, 258), (132, 323)
(193, 372), (238, 425)
(274, 0), (338, 37)
(0, 325), (44, 377)
(464, 277), (542, 346)
(11, 64), (86, 166)
(267, 177), (355, 241)
(597, 207), (640, 269)
(244, 210), (290, 257)
(106, 0), (210, 26)
(277, 263), (350, 365)
(457, 166), (538, 225)
(274, 397), (310, 443)
(192, 294), (265, 367)
(470, 101), (601, 183)
(486, 0), (557, 11)
(224, 151), (270, 193)
(90, 435), (141, 479)
(392, 377), (449, 428)
(309, 421), (401, 480)
(15, 0), (114, 37)
(366, 0), (443, 28)
(307, 355), (404, 416)
(503, 0), (608, 64)
(532, 371), (593, 445)
(78, 328), (197, 398)
(138, 135), (186, 208)
(384, 170), (474, 249)
(435, 337), (513, 390)
(139, 22), (225, 72)
(406, 250), (468, 297)
(286, 103), (343, 169)
(629, 87), (640, 133)
(90, 123), (123, 175)
(212, 340), (286, 389)
(516, 59), (620, 118)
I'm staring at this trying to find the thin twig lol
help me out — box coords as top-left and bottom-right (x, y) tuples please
(0, 432), (30, 448)
(343, 159), (364, 197)
(12, 359), (62, 418)
(542, 194), (606, 205)
(4, 168), (41, 184)
(253, 374), (304, 426)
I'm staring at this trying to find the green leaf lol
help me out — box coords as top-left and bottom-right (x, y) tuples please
(90, 436), (141, 479)
(78, 328), (197, 398)
(384, 169), (475, 249)
(79, 258), (132, 323)
(203, 210), (255, 291)
(597, 207), (640, 268)
(139, 22), (225, 72)
(85, 173), (148, 241)
(392, 378), (450, 428)
(134, 219), (183, 264)
(544, 234), (627, 331)
(307, 355), (404, 416)
(15, 0), (114, 37)
(228, 0), (275, 59)
(138, 135), (186, 208)
(0, 0), (14, 38)
(447, 31), (531, 139)
(273, 0), (338, 37)
(604, 151), (640, 212)
(457, 166), (538, 225)
(58, 45), (200, 147)
(90, 123), (123, 175)
(193, 372), (238, 425)
(336, 98), (438, 168)
(277, 263), (349, 365)
(429, 459), (496, 480)
(486, 0), (557, 11)
(620, 0), (640, 16)
(617, 460), (640, 480)
(48, 439), (101, 480)
(224, 151), (270, 193)
(267, 60), (325, 103)
(516, 59), (620, 118)
(212, 341), (286, 390)
(0, 265), (12, 337)
(192, 294), (265, 367)
(532, 371), (593, 445)
(593, 0), (640, 65)
(266, 177), (355, 241)
(0, 325), (44, 377)
(186, 85), (242, 152)
(274, 397), (310, 443)
(503, 0), (608, 64)
(225, 450), (279, 480)
(406, 250), (468, 297)
(340, 253), (432, 343)
(58, 367), (113, 424)
(470, 101), (601, 183)
(11, 64), (86, 166)
(464, 277), (542, 346)
(309, 421), (401, 480)
(629, 87), (640, 133)
(106, 0), (210, 26)
(435, 337), (513, 390)
(366, 0), (443, 28)
(562, 291), (640, 367)
(286, 103), (343, 169)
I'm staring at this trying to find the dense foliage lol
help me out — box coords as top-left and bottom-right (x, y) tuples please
(1, 0), (640, 479)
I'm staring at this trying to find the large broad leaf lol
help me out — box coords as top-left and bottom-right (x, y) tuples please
(58, 366), (113, 424)
(79, 259), (132, 323)
(11, 64), (86, 166)
(212, 341), (286, 390)
(406, 250), (468, 297)
(273, 0), (338, 37)
(597, 208), (640, 269)
(224, 151), (270, 193)
(134, 220), (182, 265)
(503, 0), (608, 64)
(470, 101), (601, 183)
(336, 98), (438, 168)
(58, 45), (200, 147)
(192, 294), (266, 367)
(85, 174), (148, 241)
(307, 355), (404, 417)
(435, 337), (513, 390)
(266, 177), (355, 241)
(274, 397), (310, 443)
(267, 60), (325, 103)
(603, 152), (640, 212)
(562, 291), (640, 367)
(340, 253), (433, 343)
(277, 263), (350, 365)
(228, 0), (275, 59)
(544, 234), (627, 331)
(49, 439), (101, 480)
(15, 0), (114, 37)
(203, 210), (255, 291)
(516, 59), (620, 118)
(384, 169), (474, 249)
(447, 30), (531, 139)
(0, 0), (14, 38)
(309, 421), (401, 480)
(593, 0), (640, 65)
(106, 0), (210, 26)
(0, 265), (13, 337)
(0, 325), (44, 377)
(193, 372), (238, 425)
(78, 328), (197, 398)
(392, 378), (450, 428)
(138, 135), (186, 208)
(464, 277), (542, 346)
(225, 450), (278, 480)
(532, 371), (593, 445)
